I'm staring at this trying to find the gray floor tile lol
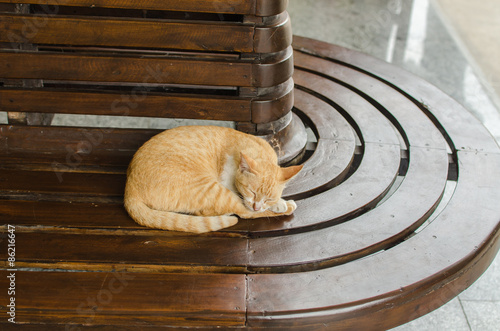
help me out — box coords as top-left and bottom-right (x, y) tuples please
(460, 253), (500, 302)
(391, 298), (471, 331)
(461, 300), (500, 331)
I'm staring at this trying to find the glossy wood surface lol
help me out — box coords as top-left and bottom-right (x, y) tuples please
(0, 1), (294, 131)
(0, 0), (289, 16)
(0, 36), (499, 330)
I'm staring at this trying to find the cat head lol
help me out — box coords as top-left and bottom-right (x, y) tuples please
(235, 152), (303, 212)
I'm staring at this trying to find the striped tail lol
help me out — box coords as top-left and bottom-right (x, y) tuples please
(124, 197), (238, 234)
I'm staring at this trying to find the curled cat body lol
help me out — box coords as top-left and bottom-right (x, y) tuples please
(124, 126), (303, 233)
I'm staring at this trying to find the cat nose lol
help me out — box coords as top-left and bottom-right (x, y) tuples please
(253, 202), (262, 211)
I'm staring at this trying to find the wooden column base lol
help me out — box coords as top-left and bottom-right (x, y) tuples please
(257, 111), (308, 165)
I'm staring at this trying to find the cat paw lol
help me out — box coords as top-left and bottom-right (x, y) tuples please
(284, 200), (297, 215)
(269, 199), (288, 213)
(269, 199), (297, 215)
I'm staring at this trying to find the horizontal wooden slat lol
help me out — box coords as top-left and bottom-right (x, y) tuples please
(0, 14), (254, 52)
(0, 0), (288, 16)
(0, 270), (246, 327)
(0, 231), (248, 271)
(0, 125), (157, 172)
(0, 50), (293, 87)
(0, 200), (134, 228)
(0, 79), (294, 123)
(0, 13), (291, 53)
(0, 51), (253, 86)
(0, 199), (248, 237)
(0, 88), (252, 122)
(0, 169), (125, 198)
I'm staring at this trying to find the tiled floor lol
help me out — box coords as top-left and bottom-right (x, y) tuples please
(287, 0), (500, 329)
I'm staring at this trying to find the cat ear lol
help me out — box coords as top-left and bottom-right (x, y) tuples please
(239, 152), (258, 175)
(280, 164), (303, 182)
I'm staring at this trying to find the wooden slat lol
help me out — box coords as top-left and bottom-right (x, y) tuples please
(0, 88), (252, 122)
(251, 76), (294, 124)
(284, 88), (356, 198)
(0, 50), (293, 87)
(0, 199), (251, 236)
(0, 125), (157, 173)
(0, 12), (291, 53)
(0, 169), (125, 198)
(294, 69), (400, 145)
(0, 51), (253, 87)
(254, 12), (292, 53)
(0, 125), (158, 154)
(0, 231), (248, 272)
(0, 0), (288, 16)
(0, 270), (246, 327)
(0, 200), (134, 228)
(0, 14), (254, 52)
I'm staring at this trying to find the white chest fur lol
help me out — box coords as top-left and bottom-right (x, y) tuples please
(219, 155), (238, 193)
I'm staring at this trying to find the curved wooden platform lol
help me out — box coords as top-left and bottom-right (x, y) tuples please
(1, 36), (500, 330)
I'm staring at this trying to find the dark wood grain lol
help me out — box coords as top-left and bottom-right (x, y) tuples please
(0, 125), (157, 173)
(0, 0), (288, 16)
(0, 14), (254, 52)
(0, 88), (252, 122)
(254, 12), (292, 53)
(0, 12), (291, 53)
(284, 88), (356, 198)
(0, 51), (253, 86)
(0, 231), (248, 271)
(0, 169), (125, 199)
(0, 270), (246, 327)
(0, 200), (134, 227)
(0, 50), (292, 88)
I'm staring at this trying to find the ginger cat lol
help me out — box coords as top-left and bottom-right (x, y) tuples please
(124, 126), (303, 233)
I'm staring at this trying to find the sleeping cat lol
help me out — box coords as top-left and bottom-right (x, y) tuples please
(124, 125), (303, 233)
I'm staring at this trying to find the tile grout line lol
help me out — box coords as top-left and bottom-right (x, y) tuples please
(458, 295), (473, 331)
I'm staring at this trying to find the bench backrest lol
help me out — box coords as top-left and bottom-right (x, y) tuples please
(0, 0), (293, 133)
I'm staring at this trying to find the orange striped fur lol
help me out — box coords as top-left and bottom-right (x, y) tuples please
(124, 126), (302, 233)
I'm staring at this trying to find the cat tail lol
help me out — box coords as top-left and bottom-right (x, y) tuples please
(124, 197), (238, 234)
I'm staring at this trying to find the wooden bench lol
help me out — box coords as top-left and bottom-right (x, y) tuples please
(1, 2), (500, 330)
